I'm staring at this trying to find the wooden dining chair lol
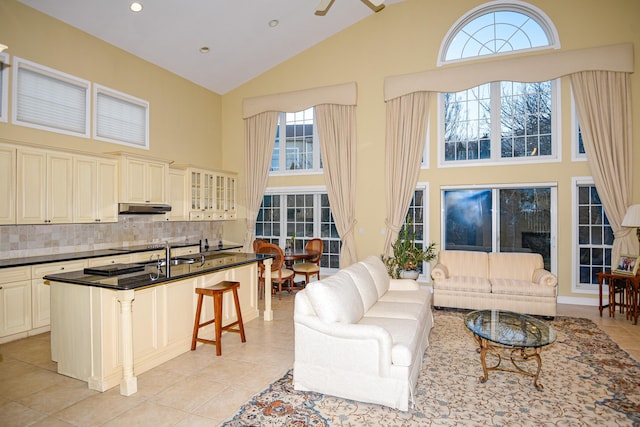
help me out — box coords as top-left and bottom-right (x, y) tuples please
(293, 238), (323, 285)
(256, 242), (294, 299)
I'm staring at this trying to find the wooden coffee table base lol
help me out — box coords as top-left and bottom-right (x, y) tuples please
(474, 335), (545, 390)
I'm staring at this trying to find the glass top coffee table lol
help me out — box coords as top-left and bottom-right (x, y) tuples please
(464, 309), (556, 389)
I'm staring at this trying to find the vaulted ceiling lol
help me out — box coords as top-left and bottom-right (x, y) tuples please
(19, 0), (406, 94)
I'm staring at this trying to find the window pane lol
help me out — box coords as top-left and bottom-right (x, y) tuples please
(499, 188), (551, 270)
(444, 85), (491, 162)
(443, 189), (492, 251)
(95, 88), (148, 148)
(500, 81), (552, 158)
(576, 184), (613, 286)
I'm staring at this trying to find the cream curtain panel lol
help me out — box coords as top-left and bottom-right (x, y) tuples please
(316, 104), (358, 266)
(383, 91), (431, 256)
(243, 111), (279, 251)
(242, 83), (358, 263)
(570, 71), (636, 262)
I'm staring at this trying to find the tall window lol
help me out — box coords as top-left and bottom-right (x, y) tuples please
(400, 184), (431, 279)
(443, 80), (556, 165)
(443, 185), (556, 272)
(255, 189), (341, 270)
(440, 3), (559, 166)
(574, 179), (613, 291)
(270, 108), (322, 173)
(13, 57), (90, 137)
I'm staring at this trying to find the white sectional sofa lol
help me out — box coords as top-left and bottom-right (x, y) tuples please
(431, 250), (557, 317)
(293, 255), (433, 411)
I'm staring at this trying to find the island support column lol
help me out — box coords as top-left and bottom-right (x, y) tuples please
(117, 289), (137, 396)
(263, 258), (273, 321)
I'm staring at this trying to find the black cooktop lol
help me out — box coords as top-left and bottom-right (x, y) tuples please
(84, 263), (146, 277)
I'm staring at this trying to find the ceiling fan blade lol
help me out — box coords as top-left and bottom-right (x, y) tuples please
(315, 0), (335, 16)
(362, 0), (385, 12)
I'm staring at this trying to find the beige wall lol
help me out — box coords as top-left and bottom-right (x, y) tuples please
(0, 0), (222, 169)
(221, 0), (640, 301)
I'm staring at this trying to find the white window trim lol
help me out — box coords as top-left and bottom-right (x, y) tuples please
(437, 79), (562, 168)
(572, 176), (603, 294)
(12, 57), (90, 138)
(437, 0), (560, 67)
(0, 52), (9, 123)
(93, 84), (150, 149)
(440, 182), (558, 275)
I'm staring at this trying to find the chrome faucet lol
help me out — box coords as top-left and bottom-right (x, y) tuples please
(164, 241), (171, 278)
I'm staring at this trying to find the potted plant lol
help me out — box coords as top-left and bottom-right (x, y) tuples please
(383, 220), (437, 279)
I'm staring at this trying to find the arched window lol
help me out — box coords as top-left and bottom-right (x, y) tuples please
(439, 1), (559, 65)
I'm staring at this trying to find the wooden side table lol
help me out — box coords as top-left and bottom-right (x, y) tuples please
(597, 271), (640, 325)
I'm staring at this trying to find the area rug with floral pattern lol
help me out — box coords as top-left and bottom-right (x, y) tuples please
(222, 310), (640, 426)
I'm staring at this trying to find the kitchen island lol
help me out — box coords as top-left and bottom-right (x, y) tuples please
(44, 252), (273, 396)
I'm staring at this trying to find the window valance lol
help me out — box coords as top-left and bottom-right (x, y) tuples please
(242, 82), (357, 119)
(384, 43), (633, 101)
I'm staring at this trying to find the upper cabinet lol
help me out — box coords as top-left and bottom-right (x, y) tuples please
(17, 148), (74, 224)
(74, 155), (119, 223)
(0, 145), (16, 225)
(216, 172), (237, 220)
(117, 153), (169, 204)
(172, 165), (237, 221)
(166, 167), (188, 221)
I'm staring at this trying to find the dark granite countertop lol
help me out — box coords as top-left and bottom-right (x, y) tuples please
(0, 243), (243, 269)
(44, 252), (272, 291)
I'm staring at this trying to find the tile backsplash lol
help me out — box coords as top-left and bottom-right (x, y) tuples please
(0, 216), (223, 259)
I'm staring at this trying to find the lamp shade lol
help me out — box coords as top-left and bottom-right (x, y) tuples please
(622, 204), (640, 227)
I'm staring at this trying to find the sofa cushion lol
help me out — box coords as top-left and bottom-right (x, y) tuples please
(342, 262), (379, 312)
(489, 252), (543, 281)
(437, 250), (489, 278)
(358, 317), (419, 367)
(305, 272), (364, 324)
(365, 301), (427, 324)
(433, 276), (492, 293)
(491, 278), (557, 297)
(379, 288), (431, 305)
(360, 256), (391, 298)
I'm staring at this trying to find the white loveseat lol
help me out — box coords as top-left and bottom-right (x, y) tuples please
(431, 250), (557, 317)
(293, 255), (433, 411)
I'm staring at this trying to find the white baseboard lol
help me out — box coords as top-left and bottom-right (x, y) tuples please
(557, 296), (600, 306)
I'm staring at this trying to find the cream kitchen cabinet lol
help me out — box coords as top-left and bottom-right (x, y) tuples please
(32, 260), (87, 331)
(0, 145), (16, 225)
(117, 154), (169, 204)
(188, 167), (216, 220)
(74, 155), (119, 223)
(166, 168), (189, 221)
(215, 172), (237, 220)
(0, 267), (32, 342)
(17, 148), (74, 224)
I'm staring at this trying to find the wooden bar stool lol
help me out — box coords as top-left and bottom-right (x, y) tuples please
(191, 280), (246, 356)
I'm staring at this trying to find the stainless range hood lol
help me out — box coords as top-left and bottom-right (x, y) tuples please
(119, 203), (172, 214)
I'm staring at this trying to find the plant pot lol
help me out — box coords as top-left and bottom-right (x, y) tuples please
(399, 269), (419, 280)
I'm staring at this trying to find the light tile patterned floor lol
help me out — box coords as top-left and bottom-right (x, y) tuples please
(0, 295), (638, 426)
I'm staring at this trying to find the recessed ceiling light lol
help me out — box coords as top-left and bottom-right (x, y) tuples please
(268, 19), (279, 28)
(130, 2), (143, 12)
(200, 46), (210, 54)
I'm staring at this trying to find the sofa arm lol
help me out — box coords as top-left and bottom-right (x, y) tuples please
(533, 268), (557, 287)
(389, 278), (419, 291)
(431, 263), (449, 280)
(294, 313), (393, 376)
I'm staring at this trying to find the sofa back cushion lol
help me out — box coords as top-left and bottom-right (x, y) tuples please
(305, 271), (364, 324)
(359, 255), (391, 297)
(489, 252), (543, 281)
(438, 250), (489, 278)
(342, 262), (379, 312)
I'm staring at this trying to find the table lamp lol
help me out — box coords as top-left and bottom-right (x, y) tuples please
(622, 204), (640, 254)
